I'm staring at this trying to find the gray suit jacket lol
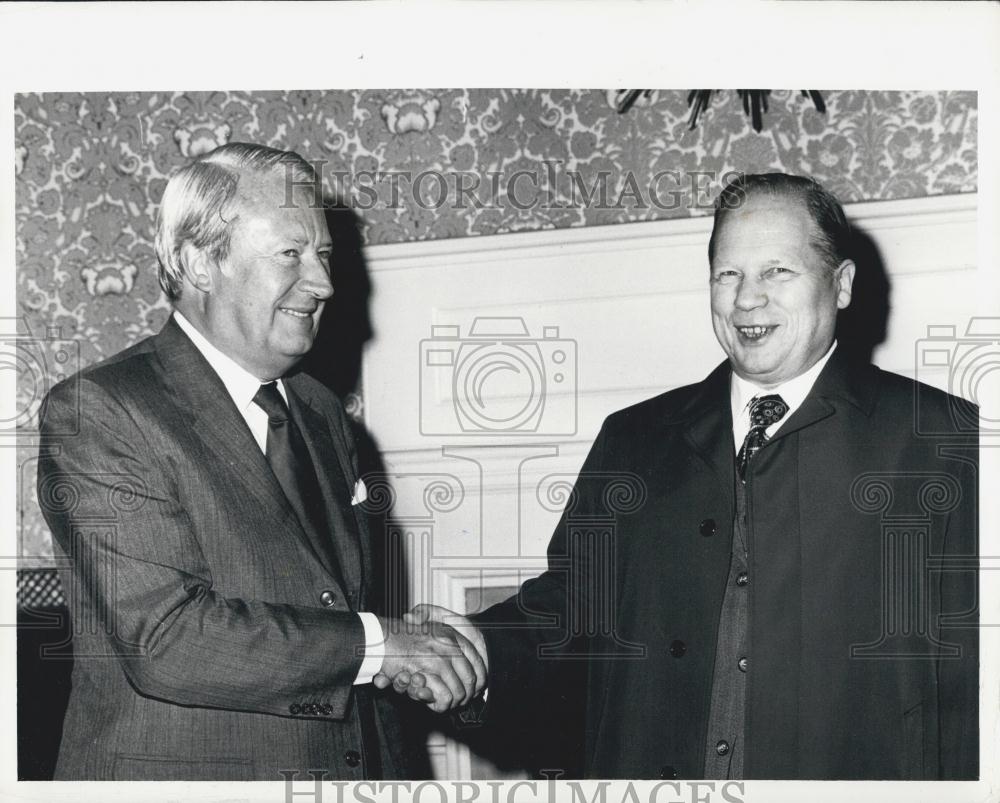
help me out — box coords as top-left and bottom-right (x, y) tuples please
(37, 316), (412, 780)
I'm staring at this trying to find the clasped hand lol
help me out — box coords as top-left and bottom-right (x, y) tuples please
(374, 605), (488, 712)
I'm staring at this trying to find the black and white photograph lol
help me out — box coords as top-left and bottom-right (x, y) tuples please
(3, 3), (997, 802)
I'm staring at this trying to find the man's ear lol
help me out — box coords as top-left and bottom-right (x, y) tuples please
(181, 244), (214, 294)
(834, 259), (856, 310)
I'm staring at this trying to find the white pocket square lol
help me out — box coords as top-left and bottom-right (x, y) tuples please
(351, 478), (367, 506)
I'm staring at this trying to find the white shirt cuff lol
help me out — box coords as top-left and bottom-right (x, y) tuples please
(353, 612), (385, 685)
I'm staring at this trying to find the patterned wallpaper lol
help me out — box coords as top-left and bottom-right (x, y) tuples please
(14, 89), (978, 560)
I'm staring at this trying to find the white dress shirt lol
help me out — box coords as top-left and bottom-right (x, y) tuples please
(730, 341), (837, 449)
(174, 312), (384, 684)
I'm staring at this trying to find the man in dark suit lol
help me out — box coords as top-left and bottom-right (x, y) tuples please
(36, 142), (484, 780)
(394, 173), (979, 780)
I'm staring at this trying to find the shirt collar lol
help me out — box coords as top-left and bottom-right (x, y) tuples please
(730, 340), (838, 425)
(173, 311), (279, 413)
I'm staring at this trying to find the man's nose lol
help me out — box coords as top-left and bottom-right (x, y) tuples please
(300, 257), (334, 300)
(733, 277), (767, 310)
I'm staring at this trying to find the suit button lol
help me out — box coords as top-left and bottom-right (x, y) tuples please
(738, 657), (748, 673)
(344, 750), (361, 768)
(699, 518), (716, 537)
(320, 590), (336, 607)
(669, 640), (686, 658)
(736, 571), (749, 587)
(321, 704), (333, 716)
(715, 740), (730, 756)
(458, 704), (483, 726)
(289, 703), (301, 715)
(659, 765), (678, 779)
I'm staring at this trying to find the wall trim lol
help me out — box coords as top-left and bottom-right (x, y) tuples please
(364, 193), (977, 271)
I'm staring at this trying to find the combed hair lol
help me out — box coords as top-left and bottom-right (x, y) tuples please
(708, 173), (852, 272)
(154, 142), (320, 300)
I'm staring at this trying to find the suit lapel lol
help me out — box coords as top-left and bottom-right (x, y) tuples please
(762, 347), (877, 446)
(681, 361), (737, 488)
(286, 374), (368, 605)
(665, 350), (873, 476)
(150, 317), (347, 591)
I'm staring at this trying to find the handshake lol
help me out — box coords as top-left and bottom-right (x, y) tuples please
(374, 605), (488, 713)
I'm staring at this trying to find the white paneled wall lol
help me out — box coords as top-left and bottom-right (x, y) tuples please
(360, 193), (979, 778)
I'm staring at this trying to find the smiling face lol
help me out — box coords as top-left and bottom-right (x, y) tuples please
(201, 171), (333, 380)
(709, 194), (855, 388)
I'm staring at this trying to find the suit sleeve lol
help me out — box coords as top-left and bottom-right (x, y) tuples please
(37, 376), (366, 719)
(470, 420), (615, 718)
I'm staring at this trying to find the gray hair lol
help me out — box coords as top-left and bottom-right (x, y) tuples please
(154, 142), (321, 300)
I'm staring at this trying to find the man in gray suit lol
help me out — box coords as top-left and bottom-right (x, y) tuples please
(36, 143), (484, 780)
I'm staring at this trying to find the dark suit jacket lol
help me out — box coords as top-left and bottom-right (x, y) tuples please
(36, 316), (413, 780)
(474, 349), (978, 779)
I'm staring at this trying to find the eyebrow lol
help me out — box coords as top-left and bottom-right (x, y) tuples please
(281, 234), (332, 247)
(710, 257), (791, 272)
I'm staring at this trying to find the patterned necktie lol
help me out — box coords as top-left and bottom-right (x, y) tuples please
(737, 394), (789, 482)
(252, 382), (336, 568)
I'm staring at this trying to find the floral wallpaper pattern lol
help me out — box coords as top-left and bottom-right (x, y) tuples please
(15, 89), (977, 560)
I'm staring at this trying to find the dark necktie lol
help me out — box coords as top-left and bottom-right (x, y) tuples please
(737, 394), (789, 482)
(252, 382), (336, 569)
(253, 383), (381, 777)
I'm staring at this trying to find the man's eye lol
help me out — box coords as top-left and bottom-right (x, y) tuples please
(766, 266), (793, 278)
(713, 271), (740, 284)
(282, 249), (300, 259)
